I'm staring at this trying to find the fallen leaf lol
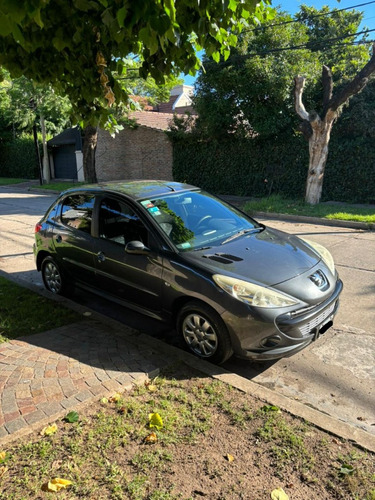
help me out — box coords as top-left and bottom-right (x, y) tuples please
(42, 478), (72, 492)
(41, 423), (58, 436)
(149, 412), (163, 430)
(0, 466), (8, 479)
(225, 453), (234, 462)
(262, 405), (281, 413)
(144, 432), (158, 444)
(147, 384), (158, 392)
(109, 393), (122, 403)
(271, 487), (289, 500)
(63, 411), (79, 423)
(339, 464), (355, 477)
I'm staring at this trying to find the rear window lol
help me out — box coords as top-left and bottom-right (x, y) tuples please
(61, 194), (95, 234)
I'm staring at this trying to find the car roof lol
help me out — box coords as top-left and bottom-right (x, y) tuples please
(62, 180), (198, 201)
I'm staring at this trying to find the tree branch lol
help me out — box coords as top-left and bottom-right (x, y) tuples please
(328, 43), (375, 114)
(294, 75), (310, 121)
(322, 65), (333, 117)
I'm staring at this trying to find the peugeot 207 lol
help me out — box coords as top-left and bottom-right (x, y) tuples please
(34, 180), (343, 364)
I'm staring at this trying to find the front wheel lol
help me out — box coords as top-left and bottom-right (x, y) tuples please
(41, 256), (68, 295)
(177, 301), (233, 364)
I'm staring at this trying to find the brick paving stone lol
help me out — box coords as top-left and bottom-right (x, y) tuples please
(0, 427), (8, 439)
(37, 402), (64, 417)
(0, 317), (168, 442)
(24, 410), (48, 425)
(19, 406), (37, 416)
(75, 390), (94, 403)
(89, 385), (106, 396)
(3, 411), (20, 423)
(5, 417), (27, 434)
(60, 397), (80, 410)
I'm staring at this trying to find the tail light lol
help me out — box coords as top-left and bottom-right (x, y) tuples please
(35, 223), (42, 233)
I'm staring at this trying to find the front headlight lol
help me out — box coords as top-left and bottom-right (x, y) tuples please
(213, 274), (299, 308)
(300, 238), (336, 275)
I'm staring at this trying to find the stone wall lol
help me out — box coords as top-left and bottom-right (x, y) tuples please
(95, 126), (173, 182)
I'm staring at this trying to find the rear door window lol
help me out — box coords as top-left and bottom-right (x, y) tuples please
(98, 197), (148, 246)
(61, 194), (95, 234)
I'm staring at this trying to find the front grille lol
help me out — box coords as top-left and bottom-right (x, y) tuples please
(299, 302), (336, 336)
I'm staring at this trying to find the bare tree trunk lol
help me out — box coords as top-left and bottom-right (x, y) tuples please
(40, 114), (50, 183)
(294, 46), (375, 205)
(83, 126), (98, 183)
(305, 119), (333, 205)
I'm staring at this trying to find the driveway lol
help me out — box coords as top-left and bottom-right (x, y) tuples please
(1, 185), (374, 434)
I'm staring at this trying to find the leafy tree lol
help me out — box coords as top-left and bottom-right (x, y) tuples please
(191, 5), (373, 203)
(194, 11), (321, 140)
(0, 0), (273, 182)
(0, 68), (72, 181)
(0, 69), (71, 181)
(0, 0), (271, 127)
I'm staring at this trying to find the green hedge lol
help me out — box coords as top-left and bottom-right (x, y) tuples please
(172, 132), (375, 203)
(0, 135), (39, 179)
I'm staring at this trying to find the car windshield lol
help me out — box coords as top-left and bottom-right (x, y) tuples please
(139, 190), (261, 251)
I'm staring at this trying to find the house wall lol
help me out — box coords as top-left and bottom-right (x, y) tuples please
(95, 126), (173, 181)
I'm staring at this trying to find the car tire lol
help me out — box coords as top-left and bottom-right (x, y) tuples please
(177, 301), (233, 364)
(41, 256), (69, 296)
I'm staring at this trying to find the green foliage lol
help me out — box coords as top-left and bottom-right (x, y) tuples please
(0, 134), (38, 178)
(171, 4), (375, 203)
(172, 130), (375, 203)
(0, 0), (273, 129)
(172, 134), (307, 198)
(0, 70), (72, 135)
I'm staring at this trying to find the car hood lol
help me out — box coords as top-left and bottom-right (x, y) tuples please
(183, 227), (321, 287)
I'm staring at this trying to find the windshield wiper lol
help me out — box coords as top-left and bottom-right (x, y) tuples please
(194, 246), (212, 251)
(221, 228), (262, 245)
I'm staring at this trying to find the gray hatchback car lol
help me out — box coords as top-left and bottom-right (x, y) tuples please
(34, 180), (343, 364)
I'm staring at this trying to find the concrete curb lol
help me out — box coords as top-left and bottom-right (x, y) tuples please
(253, 211), (375, 231)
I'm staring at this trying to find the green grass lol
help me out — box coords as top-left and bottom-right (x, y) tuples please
(34, 181), (86, 192)
(244, 194), (375, 224)
(0, 178), (29, 185)
(1, 372), (374, 499)
(0, 276), (82, 341)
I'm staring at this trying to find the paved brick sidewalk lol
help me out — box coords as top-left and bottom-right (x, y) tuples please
(0, 318), (170, 443)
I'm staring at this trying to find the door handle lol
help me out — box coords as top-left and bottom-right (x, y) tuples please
(55, 235), (62, 243)
(97, 251), (106, 263)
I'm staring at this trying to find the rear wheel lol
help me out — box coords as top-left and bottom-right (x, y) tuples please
(177, 301), (233, 364)
(41, 256), (68, 295)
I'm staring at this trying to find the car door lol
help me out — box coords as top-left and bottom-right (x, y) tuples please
(52, 193), (98, 286)
(92, 196), (164, 315)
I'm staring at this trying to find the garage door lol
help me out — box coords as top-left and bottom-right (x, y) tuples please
(53, 145), (77, 179)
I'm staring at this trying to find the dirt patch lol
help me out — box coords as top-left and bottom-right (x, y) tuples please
(1, 363), (374, 499)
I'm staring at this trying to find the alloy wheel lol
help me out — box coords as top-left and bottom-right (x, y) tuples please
(182, 313), (218, 358)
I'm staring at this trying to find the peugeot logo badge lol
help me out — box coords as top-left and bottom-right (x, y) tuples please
(309, 270), (328, 290)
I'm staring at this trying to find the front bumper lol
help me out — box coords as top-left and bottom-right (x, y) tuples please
(223, 278), (343, 361)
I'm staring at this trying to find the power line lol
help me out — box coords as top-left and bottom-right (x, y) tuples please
(208, 28), (375, 63)
(203, 35), (374, 67)
(242, 0), (375, 34)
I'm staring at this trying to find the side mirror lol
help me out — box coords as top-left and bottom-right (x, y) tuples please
(125, 240), (150, 255)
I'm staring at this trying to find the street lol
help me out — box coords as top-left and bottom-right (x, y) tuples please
(1, 185), (374, 434)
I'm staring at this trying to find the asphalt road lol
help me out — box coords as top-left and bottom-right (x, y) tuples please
(1, 185), (374, 434)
